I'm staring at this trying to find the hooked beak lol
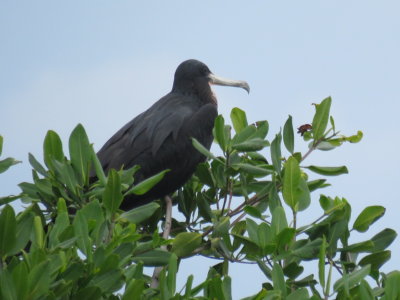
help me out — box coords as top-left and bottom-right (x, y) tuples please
(208, 73), (250, 93)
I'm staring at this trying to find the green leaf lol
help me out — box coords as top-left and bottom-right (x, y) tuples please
(73, 211), (92, 260)
(230, 107), (248, 134)
(276, 228), (295, 250)
(271, 207), (288, 236)
(333, 265), (371, 292)
(305, 165), (348, 176)
(326, 262), (333, 298)
(118, 202), (160, 224)
(192, 138), (218, 161)
(69, 124), (91, 185)
(28, 153), (47, 177)
(0, 135), (3, 155)
(125, 169), (169, 196)
(357, 280), (374, 299)
(347, 130), (363, 143)
(254, 121), (269, 139)
(0, 269), (17, 300)
(103, 169), (123, 215)
(52, 160), (80, 196)
(341, 241), (374, 253)
(283, 262), (304, 279)
(314, 141), (337, 151)
(231, 233), (259, 254)
(370, 228), (397, 252)
(246, 218), (259, 244)
(257, 222), (272, 251)
(247, 151), (268, 162)
(353, 206), (385, 233)
(257, 260), (272, 279)
(214, 115), (227, 152)
(10, 211), (34, 255)
(12, 261), (29, 300)
(384, 271), (400, 300)
(283, 115), (294, 153)
(232, 138), (269, 152)
(43, 130), (64, 169)
(286, 288), (309, 300)
(319, 194), (332, 211)
(89, 269), (124, 292)
(90, 145), (107, 185)
(184, 275), (194, 298)
(312, 97), (332, 140)
(282, 156), (301, 210)
(74, 287), (102, 299)
(27, 260), (51, 299)
(171, 232), (202, 257)
(214, 216), (230, 237)
(330, 116), (335, 132)
(167, 254), (178, 295)
(195, 163), (215, 187)
(132, 249), (171, 266)
(271, 133), (282, 174)
(272, 263), (286, 297)
(359, 250), (391, 271)
(318, 236), (327, 290)
(297, 177), (311, 211)
(0, 195), (20, 206)
(0, 205), (17, 256)
(49, 200), (70, 248)
(233, 163), (273, 177)
(32, 215), (45, 250)
(122, 279), (145, 300)
(292, 238), (323, 260)
(307, 179), (328, 192)
(232, 125), (257, 145)
(196, 193), (214, 222)
(0, 157), (21, 174)
(244, 206), (263, 219)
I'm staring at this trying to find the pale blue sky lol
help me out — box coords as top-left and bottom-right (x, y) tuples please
(1, 1), (400, 298)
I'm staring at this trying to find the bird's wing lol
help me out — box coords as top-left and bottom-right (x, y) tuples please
(96, 93), (198, 172)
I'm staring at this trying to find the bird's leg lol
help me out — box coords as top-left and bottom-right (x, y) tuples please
(150, 195), (173, 289)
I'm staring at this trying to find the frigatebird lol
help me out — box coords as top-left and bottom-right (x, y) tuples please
(95, 59), (249, 210)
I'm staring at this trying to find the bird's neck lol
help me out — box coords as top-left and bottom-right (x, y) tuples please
(172, 86), (217, 106)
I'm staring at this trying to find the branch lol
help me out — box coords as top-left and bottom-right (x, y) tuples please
(150, 195), (172, 289)
(230, 211), (247, 228)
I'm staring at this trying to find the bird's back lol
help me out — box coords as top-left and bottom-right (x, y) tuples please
(95, 91), (218, 209)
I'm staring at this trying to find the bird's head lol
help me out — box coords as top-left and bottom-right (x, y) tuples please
(172, 59), (250, 104)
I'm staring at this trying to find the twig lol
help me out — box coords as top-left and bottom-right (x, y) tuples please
(230, 211), (247, 228)
(229, 194), (258, 217)
(292, 210), (297, 231)
(150, 195), (173, 289)
(329, 258), (343, 276)
(301, 144), (316, 162)
(220, 178), (230, 217)
(227, 182), (233, 212)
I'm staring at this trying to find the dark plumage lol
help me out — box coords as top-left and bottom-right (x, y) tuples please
(95, 59), (249, 210)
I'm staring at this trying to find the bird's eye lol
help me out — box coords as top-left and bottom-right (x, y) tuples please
(201, 66), (209, 75)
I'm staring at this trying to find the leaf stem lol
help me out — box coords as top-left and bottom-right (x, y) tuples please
(221, 152), (231, 217)
(292, 210), (297, 231)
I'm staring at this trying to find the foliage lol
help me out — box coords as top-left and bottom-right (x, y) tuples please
(0, 97), (398, 299)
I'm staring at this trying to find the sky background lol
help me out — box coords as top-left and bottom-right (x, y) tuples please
(1, 1), (399, 298)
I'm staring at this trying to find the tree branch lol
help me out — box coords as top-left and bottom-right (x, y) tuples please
(150, 195), (173, 289)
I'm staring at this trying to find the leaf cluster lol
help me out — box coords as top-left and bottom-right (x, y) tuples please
(0, 97), (399, 299)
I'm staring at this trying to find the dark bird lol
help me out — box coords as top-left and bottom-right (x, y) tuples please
(95, 59), (249, 210)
